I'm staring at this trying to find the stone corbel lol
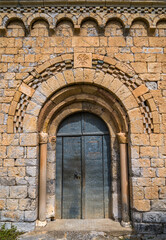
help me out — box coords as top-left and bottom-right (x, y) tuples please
(117, 132), (130, 227)
(39, 132), (48, 222)
(74, 24), (80, 34)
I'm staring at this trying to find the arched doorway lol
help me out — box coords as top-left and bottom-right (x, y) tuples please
(55, 112), (111, 219)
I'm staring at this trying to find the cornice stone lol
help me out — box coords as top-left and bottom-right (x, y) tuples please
(0, 0), (166, 7)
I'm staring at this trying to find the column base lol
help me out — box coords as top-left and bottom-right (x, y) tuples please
(36, 220), (47, 227)
(121, 220), (131, 228)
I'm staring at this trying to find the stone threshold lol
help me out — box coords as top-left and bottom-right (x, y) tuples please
(36, 219), (132, 234)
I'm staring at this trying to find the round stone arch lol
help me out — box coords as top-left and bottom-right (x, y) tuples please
(38, 82), (130, 226)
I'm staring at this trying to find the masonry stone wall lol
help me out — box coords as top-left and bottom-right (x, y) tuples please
(0, 2), (166, 238)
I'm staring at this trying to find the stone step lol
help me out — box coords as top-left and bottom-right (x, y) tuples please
(20, 219), (133, 240)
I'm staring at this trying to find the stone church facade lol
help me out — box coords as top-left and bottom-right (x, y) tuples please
(0, 0), (166, 237)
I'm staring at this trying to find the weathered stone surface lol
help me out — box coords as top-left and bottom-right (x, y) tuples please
(6, 199), (18, 211)
(7, 146), (24, 158)
(0, 186), (9, 198)
(151, 200), (166, 211)
(10, 186), (27, 199)
(20, 133), (38, 146)
(28, 186), (37, 199)
(25, 210), (37, 221)
(143, 212), (166, 223)
(133, 200), (150, 212)
(1, 210), (24, 222)
(26, 166), (37, 177)
(134, 223), (163, 234)
(27, 147), (38, 159)
(13, 222), (36, 232)
(0, 177), (16, 186)
(19, 199), (36, 211)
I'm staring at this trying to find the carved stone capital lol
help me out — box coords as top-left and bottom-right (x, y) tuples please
(49, 136), (56, 143)
(39, 132), (48, 144)
(117, 132), (128, 144)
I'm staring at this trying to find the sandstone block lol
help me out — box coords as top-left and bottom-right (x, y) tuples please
(0, 186), (9, 198)
(133, 187), (144, 200)
(74, 53), (92, 68)
(0, 200), (6, 210)
(19, 82), (35, 97)
(133, 84), (149, 98)
(143, 212), (166, 223)
(143, 168), (156, 178)
(27, 147), (38, 159)
(108, 37), (126, 47)
(2, 133), (19, 146)
(0, 177), (15, 186)
(139, 159), (150, 168)
(131, 134), (149, 145)
(28, 186), (37, 199)
(151, 159), (164, 168)
(133, 200), (150, 211)
(26, 166), (37, 177)
(134, 37), (148, 47)
(6, 199), (18, 211)
(19, 199), (36, 211)
(140, 146), (158, 158)
(10, 186), (27, 199)
(8, 167), (25, 177)
(25, 210), (37, 221)
(7, 146), (24, 158)
(1, 210), (24, 222)
(151, 200), (166, 211)
(13, 222), (35, 232)
(157, 168), (166, 178)
(149, 37), (166, 47)
(145, 186), (158, 199)
(72, 37), (99, 47)
(4, 159), (14, 167)
(148, 63), (161, 73)
(20, 133), (38, 146)
(0, 167), (8, 177)
(131, 62), (147, 73)
(159, 187), (166, 199)
(26, 101), (41, 117)
(152, 178), (165, 187)
(23, 114), (37, 133)
(0, 146), (6, 158)
(136, 178), (152, 187)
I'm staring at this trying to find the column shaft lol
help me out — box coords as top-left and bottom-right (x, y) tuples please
(39, 133), (48, 221)
(120, 143), (130, 223)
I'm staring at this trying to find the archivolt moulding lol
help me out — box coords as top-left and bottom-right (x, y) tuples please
(7, 53), (159, 134)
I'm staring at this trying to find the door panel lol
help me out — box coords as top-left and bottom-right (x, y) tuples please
(103, 135), (111, 218)
(82, 112), (109, 134)
(62, 136), (82, 219)
(84, 135), (104, 218)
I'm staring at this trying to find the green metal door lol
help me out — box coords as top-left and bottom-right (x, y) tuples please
(56, 112), (110, 219)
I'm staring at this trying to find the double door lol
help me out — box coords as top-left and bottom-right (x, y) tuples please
(56, 112), (110, 219)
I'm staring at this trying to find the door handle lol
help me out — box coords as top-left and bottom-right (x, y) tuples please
(74, 171), (81, 180)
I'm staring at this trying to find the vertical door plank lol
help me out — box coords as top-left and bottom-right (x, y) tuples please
(62, 136), (82, 219)
(55, 137), (62, 219)
(84, 135), (104, 218)
(103, 135), (111, 218)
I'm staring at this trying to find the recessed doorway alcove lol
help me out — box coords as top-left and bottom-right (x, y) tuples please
(38, 83), (130, 227)
(55, 112), (111, 219)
